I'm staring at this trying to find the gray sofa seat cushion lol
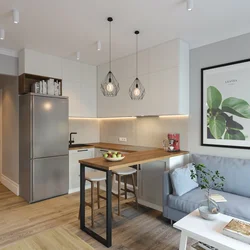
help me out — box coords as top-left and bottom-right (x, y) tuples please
(192, 154), (250, 198)
(168, 188), (250, 222)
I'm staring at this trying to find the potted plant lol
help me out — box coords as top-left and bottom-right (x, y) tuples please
(190, 164), (225, 220)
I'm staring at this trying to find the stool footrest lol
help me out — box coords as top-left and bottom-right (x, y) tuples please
(121, 187), (135, 194)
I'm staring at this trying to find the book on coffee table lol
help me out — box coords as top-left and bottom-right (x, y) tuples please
(191, 242), (218, 250)
(223, 219), (250, 244)
(209, 194), (227, 202)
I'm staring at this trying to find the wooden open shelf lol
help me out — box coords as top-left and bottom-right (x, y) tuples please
(19, 73), (62, 95)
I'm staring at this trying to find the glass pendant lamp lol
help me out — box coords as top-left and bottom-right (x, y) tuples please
(101, 17), (120, 97)
(129, 30), (145, 100)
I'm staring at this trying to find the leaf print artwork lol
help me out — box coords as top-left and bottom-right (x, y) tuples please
(207, 86), (250, 140)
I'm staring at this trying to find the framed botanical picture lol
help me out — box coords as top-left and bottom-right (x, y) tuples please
(201, 59), (250, 149)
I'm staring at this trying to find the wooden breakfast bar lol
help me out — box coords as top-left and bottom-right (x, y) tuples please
(79, 149), (188, 248)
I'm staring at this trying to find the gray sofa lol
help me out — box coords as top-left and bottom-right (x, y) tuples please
(163, 154), (250, 222)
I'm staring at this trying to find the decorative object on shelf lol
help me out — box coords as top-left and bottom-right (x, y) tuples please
(129, 30), (145, 100)
(19, 73), (62, 96)
(31, 78), (61, 96)
(201, 59), (250, 149)
(101, 17), (120, 97)
(190, 163), (225, 220)
(223, 219), (250, 244)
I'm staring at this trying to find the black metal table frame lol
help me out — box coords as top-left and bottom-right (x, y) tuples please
(80, 163), (112, 248)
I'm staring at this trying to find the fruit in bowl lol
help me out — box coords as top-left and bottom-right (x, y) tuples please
(103, 151), (125, 161)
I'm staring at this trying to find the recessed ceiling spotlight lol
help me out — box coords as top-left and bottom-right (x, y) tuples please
(0, 29), (5, 40)
(97, 40), (102, 51)
(76, 51), (80, 60)
(13, 9), (19, 24)
(187, 0), (194, 11)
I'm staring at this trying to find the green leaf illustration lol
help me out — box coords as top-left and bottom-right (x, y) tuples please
(207, 86), (222, 109)
(209, 115), (226, 139)
(207, 127), (215, 139)
(222, 97), (250, 118)
(224, 129), (245, 140)
(226, 116), (243, 130)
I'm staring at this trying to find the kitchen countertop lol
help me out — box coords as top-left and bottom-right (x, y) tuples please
(69, 142), (159, 152)
(79, 148), (189, 171)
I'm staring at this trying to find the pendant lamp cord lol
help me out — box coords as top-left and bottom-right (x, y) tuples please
(109, 20), (111, 72)
(136, 33), (138, 78)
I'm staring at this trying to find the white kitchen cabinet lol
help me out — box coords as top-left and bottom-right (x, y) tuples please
(69, 148), (94, 193)
(138, 154), (189, 211)
(97, 39), (189, 117)
(18, 49), (62, 79)
(62, 59), (97, 117)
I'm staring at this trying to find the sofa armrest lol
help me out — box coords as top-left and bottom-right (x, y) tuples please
(163, 171), (173, 206)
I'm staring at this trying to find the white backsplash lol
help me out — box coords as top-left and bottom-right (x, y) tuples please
(69, 119), (100, 143)
(100, 116), (189, 150)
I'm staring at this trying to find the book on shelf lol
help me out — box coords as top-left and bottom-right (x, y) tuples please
(209, 194), (227, 203)
(191, 242), (217, 250)
(223, 219), (250, 244)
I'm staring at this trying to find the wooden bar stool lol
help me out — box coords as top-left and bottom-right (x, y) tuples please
(112, 167), (138, 216)
(78, 171), (106, 227)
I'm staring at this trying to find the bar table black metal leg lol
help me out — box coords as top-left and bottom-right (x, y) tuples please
(106, 170), (112, 247)
(80, 164), (85, 230)
(80, 164), (113, 248)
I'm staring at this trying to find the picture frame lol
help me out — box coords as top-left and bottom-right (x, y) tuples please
(201, 59), (250, 149)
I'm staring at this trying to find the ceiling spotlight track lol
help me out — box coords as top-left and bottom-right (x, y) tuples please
(101, 17), (120, 97)
(13, 9), (19, 24)
(0, 29), (5, 40)
(129, 30), (145, 100)
(187, 0), (194, 11)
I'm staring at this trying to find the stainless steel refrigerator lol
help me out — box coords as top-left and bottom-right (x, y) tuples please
(19, 93), (69, 203)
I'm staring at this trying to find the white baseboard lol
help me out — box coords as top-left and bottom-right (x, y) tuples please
(68, 184), (91, 194)
(1, 174), (19, 196)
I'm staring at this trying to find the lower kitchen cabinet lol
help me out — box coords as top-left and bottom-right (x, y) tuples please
(137, 154), (189, 211)
(69, 148), (94, 193)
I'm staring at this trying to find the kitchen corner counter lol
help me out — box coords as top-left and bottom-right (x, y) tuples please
(79, 149), (189, 171)
(69, 145), (94, 150)
(69, 142), (159, 152)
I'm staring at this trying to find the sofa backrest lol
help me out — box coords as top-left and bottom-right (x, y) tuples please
(192, 154), (250, 198)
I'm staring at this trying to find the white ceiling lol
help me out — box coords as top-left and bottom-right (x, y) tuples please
(0, 0), (250, 65)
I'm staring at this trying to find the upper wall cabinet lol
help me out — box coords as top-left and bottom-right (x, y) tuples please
(97, 39), (189, 117)
(18, 49), (97, 118)
(62, 59), (97, 118)
(18, 49), (62, 79)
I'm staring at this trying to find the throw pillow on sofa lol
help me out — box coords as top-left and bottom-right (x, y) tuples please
(170, 163), (199, 196)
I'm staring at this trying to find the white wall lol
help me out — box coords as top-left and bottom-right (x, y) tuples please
(189, 32), (250, 159)
(0, 54), (18, 76)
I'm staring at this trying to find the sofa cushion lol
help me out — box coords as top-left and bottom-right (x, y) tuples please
(168, 188), (250, 222)
(170, 163), (198, 196)
(192, 154), (250, 198)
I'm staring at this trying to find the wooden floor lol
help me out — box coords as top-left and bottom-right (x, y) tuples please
(0, 183), (193, 250)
